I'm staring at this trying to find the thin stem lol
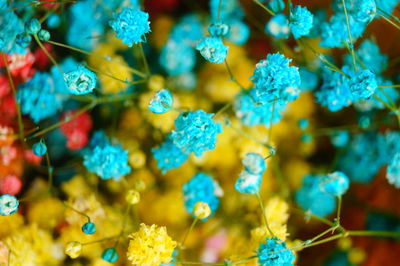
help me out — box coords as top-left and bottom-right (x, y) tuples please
(33, 34), (63, 73)
(42, 138), (54, 192)
(63, 202), (91, 222)
(85, 64), (147, 86)
(341, 0), (357, 71)
(180, 218), (199, 249)
(46, 40), (147, 78)
(27, 101), (96, 140)
(348, 230), (400, 238)
(139, 43), (150, 77)
(215, 102), (233, 117)
(231, 255), (258, 265)
(224, 59), (245, 89)
(379, 13), (400, 30)
(253, 0), (275, 16)
(2, 54), (25, 145)
(82, 235), (120, 246)
(267, 96), (277, 143)
(217, 0), (222, 21)
(336, 196), (342, 225)
(293, 208), (335, 227)
(373, 94), (396, 112)
(256, 192), (275, 238)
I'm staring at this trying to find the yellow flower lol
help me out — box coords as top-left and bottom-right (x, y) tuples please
(193, 201), (211, 219)
(0, 212), (23, 238)
(65, 241), (82, 259)
(27, 197), (64, 229)
(127, 223), (176, 265)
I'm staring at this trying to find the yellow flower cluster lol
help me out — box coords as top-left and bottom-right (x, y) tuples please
(127, 223), (176, 265)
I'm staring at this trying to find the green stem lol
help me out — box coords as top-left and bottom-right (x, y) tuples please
(82, 235), (120, 246)
(33, 34), (63, 73)
(224, 59), (245, 89)
(180, 218), (199, 250)
(336, 196), (342, 225)
(253, 0), (275, 16)
(139, 43), (150, 77)
(341, 0), (357, 71)
(378, 13), (400, 30)
(42, 138), (54, 192)
(256, 192), (275, 238)
(2, 54), (25, 145)
(215, 102), (233, 117)
(231, 255), (258, 265)
(63, 202), (91, 222)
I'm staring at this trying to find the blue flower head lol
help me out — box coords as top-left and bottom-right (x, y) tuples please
(295, 175), (337, 217)
(25, 18), (41, 35)
(387, 152), (400, 188)
(290, 5), (314, 39)
(265, 14), (290, 39)
(171, 110), (223, 157)
(151, 137), (188, 174)
(330, 130), (350, 148)
(354, 0), (376, 23)
(315, 68), (352, 112)
(226, 19), (250, 45)
(0, 194), (19, 216)
(32, 140), (47, 156)
(267, 0), (285, 13)
(320, 171), (350, 196)
(160, 40), (196, 75)
(196, 36), (228, 64)
(0, 3), (25, 54)
(170, 14), (203, 45)
(243, 153), (266, 175)
(47, 14), (61, 29)
(148, 89), (173, 114)
(84, 134), (131, 180)
(376, 0), (400, 14)
(349, 69), (377, 100)
(235, 170), (262, 194)
(234, 90), (286, 127)
(257, 237), (295, 266)
(63, 66), (97, 95)
(210, 0), (244, 22)
(183, 173), (221, 219)
(208, 22), (229, 37)
(109, 8), (151, 46)
(344, 40), (388, 74)
(17, 72), (63, 123)
(251, 53), (301, 104)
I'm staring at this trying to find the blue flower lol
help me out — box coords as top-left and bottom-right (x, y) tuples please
(235, 170), (262, 194)
(25, 18), (41, 35)
(354, 0), (376, 23)
(0, 194), (19, 216)
(196, 36), (228, 64)
(297, 119), (309, 130)
(183, 173), (221, 219)
(47, 14), (61, 29)
(295, 175), (336, 217)
(233, 90), (285, 127)
(243, 153), (266, 175)
(290, 5), (314, 39)
(109, 8), (151, 46)
(387, 152), (400, 188)
(151, 137), (188, 174)
(171, 110), (223, 157)
(257, 237), (295, 266)
(160, 40), (196, 75)
(376, 0), (400, 14)
(226, 19), (250, 45)
(208, 22), (229, 37)
(267, 0), (285, 13)
(0, 3), (25, 54)
(17, 72), (63, 123)
(63, 66), (97, 95)
(349, 69), (377, 100)
(82, 222), (97, 234)
(32, 141), (47, 156)
(330, 131), (350, 148)
(251, 53), (300, 104)
(84, 135), (131, 180)
(101, 248), (119, 263)
(315, 68), (352, 112)
(170, 14), (203, 45)
(299, 68), (318, 91)
(344, 40), (388, 73)
(320, 171), (350, 196)
(148, 89), (173, 114)
(209, 0), (244, 22)
(265, 14), (290, 39)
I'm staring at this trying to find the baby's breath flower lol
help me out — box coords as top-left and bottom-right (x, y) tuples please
(126, 190), (140, 205)
(63, 66), (97, 95)
(196, 36), (228, 64)
(0, 194), (18, 216)
(193, 201), (211, 219)
(127, 223), (176, 265)
(65, 241), (82, 259)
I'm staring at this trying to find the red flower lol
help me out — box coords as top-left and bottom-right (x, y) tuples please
(0, 175), (22, 195)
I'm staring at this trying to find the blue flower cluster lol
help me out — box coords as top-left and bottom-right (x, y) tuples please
(387, 152), (400, 188)
(151, 136), (188, 174)
(109, 8), (151, 46)
(0, 194), (19, 216)
(17, 72), (64, 123)
(63, 66), (97, 95)
(171, 110), (223, 157)
(376, 0), (400, 14)
(320, 171), (350, 196)
(234, 91), (285, 127)
(295, 175), (337, 217)
(183, 173), (221, 219)
(160, 15), (202, 76)
(349, 69), (377, 100)
(84, 132), (131, 180)
(148, 89), (173, 114)
(251, 53), (301, 104)
(257, 237), (295, 266)
(235, 153), (266, 194)
(0, 1), (25, 54)
(290, 5), (314, 39)
(196, 36), (228, 64)
(265, 14), (290, 39)
(338, 132), (399, 183)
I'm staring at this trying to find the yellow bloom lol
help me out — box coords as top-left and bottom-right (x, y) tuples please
(127, 223), (176, 265)
(0, 212), (23, 238)
(27, 197), (64, 229)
